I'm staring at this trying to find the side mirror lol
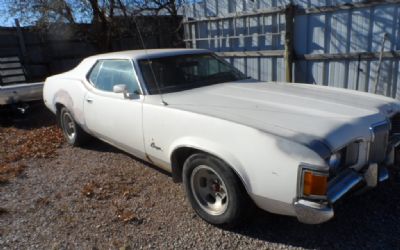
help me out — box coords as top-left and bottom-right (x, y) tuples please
(113, 84), (140, 99)
(113, 84), (127, 94)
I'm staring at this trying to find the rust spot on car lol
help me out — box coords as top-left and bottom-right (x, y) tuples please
(145, 153), (154, 163)
(53, 90), (85, 126)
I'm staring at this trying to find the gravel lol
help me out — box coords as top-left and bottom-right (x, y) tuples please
(1, 104), (400, 249)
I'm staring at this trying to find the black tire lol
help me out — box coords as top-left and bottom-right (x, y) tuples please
(58, 107), (89, 146)
(182, 153), (251, 227)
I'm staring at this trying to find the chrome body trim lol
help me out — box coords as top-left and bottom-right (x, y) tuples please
(369, 119), (390, 142)
(132, 59), (150, 95)
(388, 133), (400, 150)
(132, 51), (226, 96)
(327, 168), (363, 203)
(378, 166), (389, 182)
(293, 199), (333, 224)
(85, 59), (145, 96)
(294, 164), (390, 224)
(368, 120), (390, 163)
(324, 138), (371, 173)
(363, 163), (379, 188)
(296, 163), (329, 201)
(356, 140), (371, 170)
(327, 164), (390, 203)
(327, 164), (389, 204)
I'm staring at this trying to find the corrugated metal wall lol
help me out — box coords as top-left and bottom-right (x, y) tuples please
(183, 0), (400, 99)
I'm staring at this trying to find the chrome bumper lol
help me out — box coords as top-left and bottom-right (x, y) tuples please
(0, 82), (43, 105)
(293, 199), (333, 224)
(294, 164), (389, 224)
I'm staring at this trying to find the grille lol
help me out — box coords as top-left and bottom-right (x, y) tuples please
(329, 142), (360, 177)
(391, 113), (400, 134)
(369, 122), (389, 163)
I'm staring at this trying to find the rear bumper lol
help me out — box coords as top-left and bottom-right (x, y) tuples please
(294, 164), (389, 224)
(0, 82), (43, 105)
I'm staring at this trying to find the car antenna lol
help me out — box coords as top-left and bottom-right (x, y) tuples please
(133, 16), (168, 106)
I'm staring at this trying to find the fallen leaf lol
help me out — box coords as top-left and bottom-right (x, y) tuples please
(117, 209), (136, 222)
(82, 182), (98, 197)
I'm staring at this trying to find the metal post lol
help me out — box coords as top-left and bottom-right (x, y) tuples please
(14, 19), (27, 58)
(14, 18), (29, 79)
(355, 54), (361, 91)
(284, 4), (294, 83)
(182, 7), (190, 48)
(374, 33), (388, 94)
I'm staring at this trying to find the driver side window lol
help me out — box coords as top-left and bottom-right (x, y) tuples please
(88, 59), (140, 94)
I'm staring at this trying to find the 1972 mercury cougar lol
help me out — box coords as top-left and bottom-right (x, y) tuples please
(43, 49), (400, 226)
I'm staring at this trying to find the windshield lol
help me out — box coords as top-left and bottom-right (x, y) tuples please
(138, 53), (246, 94)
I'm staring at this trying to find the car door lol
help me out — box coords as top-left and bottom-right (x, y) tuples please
(83, 59), (146, 159)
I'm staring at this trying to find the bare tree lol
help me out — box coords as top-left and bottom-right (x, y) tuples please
(3, 0), (185, 50)
(130, 0), (183, 16)
(5, 0), (83, 27)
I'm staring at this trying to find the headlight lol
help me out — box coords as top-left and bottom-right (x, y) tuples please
(328, 152), (341, 169)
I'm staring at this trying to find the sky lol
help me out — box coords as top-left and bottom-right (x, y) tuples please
(0, 18), (13, 27)
(0, 0), (90, 27)
(0, 0), (201, 27)
(0, 0), (14, 27)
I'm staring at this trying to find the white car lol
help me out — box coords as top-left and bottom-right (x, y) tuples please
(43, 49), (400, 226)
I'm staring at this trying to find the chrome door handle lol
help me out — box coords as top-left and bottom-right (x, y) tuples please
(86, 98), (93, 103)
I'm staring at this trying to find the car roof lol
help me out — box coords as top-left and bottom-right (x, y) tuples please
(86, 48), (211, 61)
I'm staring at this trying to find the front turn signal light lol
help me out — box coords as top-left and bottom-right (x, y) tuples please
(303, 170), (328, 196)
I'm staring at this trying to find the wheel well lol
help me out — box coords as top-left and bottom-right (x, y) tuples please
(55, 103), (64, 127)
(170, 147), (200, 183)
(170, 147), (247, 190)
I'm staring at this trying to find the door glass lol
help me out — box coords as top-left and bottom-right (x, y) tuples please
(88, 60), (140, 93)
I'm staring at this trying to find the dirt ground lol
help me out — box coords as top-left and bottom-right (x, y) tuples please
(1, 103), (400, 250)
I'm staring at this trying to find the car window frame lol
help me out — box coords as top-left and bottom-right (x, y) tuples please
(86, 58), (144, 95)
(135, 52), (247, 95)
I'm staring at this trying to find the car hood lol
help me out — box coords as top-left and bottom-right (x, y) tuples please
(161, 80), (400, 157)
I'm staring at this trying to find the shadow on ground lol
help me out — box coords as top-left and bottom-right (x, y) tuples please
(0, 102), (56, 129)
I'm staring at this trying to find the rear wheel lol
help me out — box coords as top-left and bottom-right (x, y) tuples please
(183, 153), (250, 227)
(59, 107), (88, 146)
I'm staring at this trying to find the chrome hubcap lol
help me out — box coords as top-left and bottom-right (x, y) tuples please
(62, 112), (76, 140)
(190, 165), (228, 215)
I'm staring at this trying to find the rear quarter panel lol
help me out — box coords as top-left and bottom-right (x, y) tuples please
(43, 75), (87, 126)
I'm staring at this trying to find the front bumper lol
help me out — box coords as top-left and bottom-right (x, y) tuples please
(294, 163), (389, 224)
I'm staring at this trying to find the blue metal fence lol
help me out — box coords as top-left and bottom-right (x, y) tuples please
(183, 0), (400, 98)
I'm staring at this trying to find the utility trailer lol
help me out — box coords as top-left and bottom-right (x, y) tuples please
(0, 56), (43, 113)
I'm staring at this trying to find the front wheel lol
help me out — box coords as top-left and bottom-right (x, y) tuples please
(183, 153), (251, 227)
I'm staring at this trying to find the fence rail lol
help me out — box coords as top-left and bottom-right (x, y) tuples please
(183, 0), (400, 99)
